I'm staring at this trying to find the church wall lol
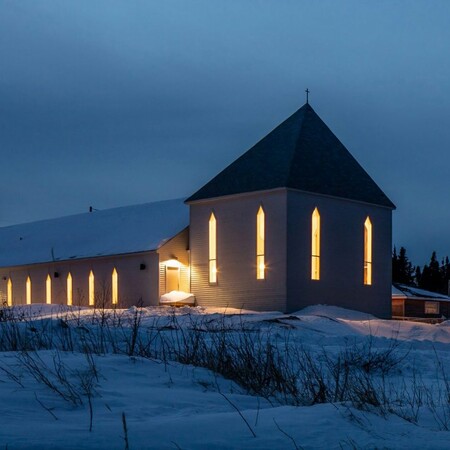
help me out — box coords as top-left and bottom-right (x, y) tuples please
(286, 190), (392, 318)
(189, 190), (287, 311)
(0, 251), (159, 308)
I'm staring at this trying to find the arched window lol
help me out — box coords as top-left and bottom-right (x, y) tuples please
(256, 206), (265, 279)
(112, 268), (118, 305)
(67, 273), (73, 306)
(26, 276), (32, 305)
(89, 270), (95, 306)
(46, 274), (52, 304)
(209, 212), (217, 284)
(311, 208), (320, 280)
(7, 278), (12, 307)
(364, 217), (372, 285)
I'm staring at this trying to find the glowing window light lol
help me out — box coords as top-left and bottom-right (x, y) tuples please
(311, 208), (320, 280)
(209, 212), (217, 283)
(364, 217), (372, 285)
(46, 274), (52, 304)
(112, 268), (118, 305)
(26, 276), (32, 305)
(67, 273), (73, 306)
(256, 206), (265, 280)
(89, 270), (95, 306)
(7, 278), (12, 306)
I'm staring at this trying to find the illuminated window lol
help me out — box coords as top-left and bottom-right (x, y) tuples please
(26, 276), (32, 305)
(112, 268), (118, 305)
(7, 278), (12, 306)
(89, 270), (95, 306)
(46, 274), (52, 304)
(67, 273), (73, 306)
(311, 208), (320, 280)
(364, 217), (372, 285)
(209, 212), (217, 283)
(256, 206), (265, 279)
(425, 301), (439, 315)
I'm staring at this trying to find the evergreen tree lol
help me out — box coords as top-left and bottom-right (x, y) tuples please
(397, 247), (414, 285)
(392, 246), (414, 285)
(414, 266), (422, 286)
(393, 247), (449, 294)
(392, 246), (399, 283)
(440, 256), (450, 295)
(419, 251), (442, 292)
(419, 264), (430, 290)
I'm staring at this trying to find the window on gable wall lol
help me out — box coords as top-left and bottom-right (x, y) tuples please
(209, 212), (217, 284)
(311, 208), (320, 280)
(256, 206), (265, 280)
(364, 217), (372, 285)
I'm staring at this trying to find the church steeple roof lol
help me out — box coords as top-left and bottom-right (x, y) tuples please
(186, 103), (395, 209)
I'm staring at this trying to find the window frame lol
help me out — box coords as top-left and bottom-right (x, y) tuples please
(26, 276), (32, 305)
(112, 268), (118, 305)
(364, 217), (372, 285)
(256, 205), (265, 280)
(46, 274), (52, 304)
(67, 273), (73, 306)
(89, 270), (95, 306)
(209, 212), (217, 284)
(424, 301), (439, 315)
(7, 278), (13, 307)
(311, 208), (320, 281)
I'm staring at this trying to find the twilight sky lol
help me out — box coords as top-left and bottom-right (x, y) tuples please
(1, 0), (450, 266)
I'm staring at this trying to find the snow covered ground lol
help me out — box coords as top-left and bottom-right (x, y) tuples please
(0, 304), (450, 449)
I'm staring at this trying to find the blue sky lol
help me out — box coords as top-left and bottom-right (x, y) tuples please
(1, 0), (450, 265)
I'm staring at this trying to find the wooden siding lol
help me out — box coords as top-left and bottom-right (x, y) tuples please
(157, 228), (190, 297)
(403, 299), (450, 319)
(392, 299), (405, 317)
(189, 190), (287, 311)
(286, 190), (392, 317)
(0, 252), (159, 308)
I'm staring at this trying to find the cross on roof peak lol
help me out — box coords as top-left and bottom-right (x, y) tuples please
(305, 88), (310, 104)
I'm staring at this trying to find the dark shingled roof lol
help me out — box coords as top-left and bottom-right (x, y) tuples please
(186, 103), (395, 208)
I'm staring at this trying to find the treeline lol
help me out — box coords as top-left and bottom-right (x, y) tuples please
(392, 247), (450, 295)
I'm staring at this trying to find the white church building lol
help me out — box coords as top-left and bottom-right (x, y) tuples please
(0, 103), (395, 317)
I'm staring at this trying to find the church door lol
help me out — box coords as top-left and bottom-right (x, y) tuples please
(166, 267), (180, 292)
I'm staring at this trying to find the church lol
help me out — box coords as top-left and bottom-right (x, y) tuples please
(0, 102), (395, 317)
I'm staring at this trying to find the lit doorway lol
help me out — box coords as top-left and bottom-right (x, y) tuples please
(166, 266), (180, 292)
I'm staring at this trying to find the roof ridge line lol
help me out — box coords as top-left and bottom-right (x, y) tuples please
(0, 197), (188, 230)
(286, 105), (309, 185)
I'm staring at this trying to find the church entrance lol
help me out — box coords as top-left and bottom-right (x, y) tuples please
(166, 266), (180, 292)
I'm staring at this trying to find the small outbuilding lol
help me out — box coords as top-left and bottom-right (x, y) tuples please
(392, 284), (450, 322)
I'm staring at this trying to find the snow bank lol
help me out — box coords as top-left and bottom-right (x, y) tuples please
(0, 309), (450, 448)
(2, 353), (450, 449)
(159, 291), (195, 305)
(293, 304), (376, 321)
(4, 303), (88, 319)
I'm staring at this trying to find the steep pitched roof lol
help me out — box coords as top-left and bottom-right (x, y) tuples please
(186, 103), (395, 208)
(0, 198), (189, 267)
